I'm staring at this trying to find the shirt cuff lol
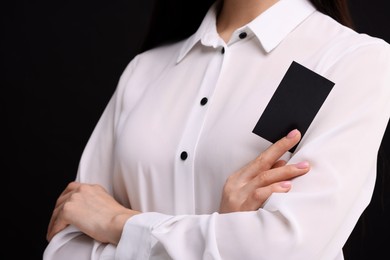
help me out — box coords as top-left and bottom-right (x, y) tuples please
(115, 212), (172, 259)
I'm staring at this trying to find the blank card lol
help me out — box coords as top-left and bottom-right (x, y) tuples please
(252, 61), (335, 153)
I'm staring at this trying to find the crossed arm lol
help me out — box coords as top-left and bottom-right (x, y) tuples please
(46, 129), (310, 246)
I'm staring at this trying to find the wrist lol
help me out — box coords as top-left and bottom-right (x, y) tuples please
(110, 209), (141, 245)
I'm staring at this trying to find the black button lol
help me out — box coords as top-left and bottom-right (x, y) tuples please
(239, 32), (247, 39)
(180, 151), (188, 160)
(221, 47), (225, 54)
(200, 97), (208, 106)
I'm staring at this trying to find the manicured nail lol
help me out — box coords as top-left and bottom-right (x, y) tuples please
(280, 181), (291, 188)
(286, 129), (299, 139)
(295, 161), (309, 169)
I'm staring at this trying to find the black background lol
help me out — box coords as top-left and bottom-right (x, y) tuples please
(2, 1), (389, 259)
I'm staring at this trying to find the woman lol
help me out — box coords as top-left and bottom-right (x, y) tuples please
(44, 0), (390, 259)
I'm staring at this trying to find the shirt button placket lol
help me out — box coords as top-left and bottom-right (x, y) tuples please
(175, 49), (224, 213)
(179, 98), (207, 164)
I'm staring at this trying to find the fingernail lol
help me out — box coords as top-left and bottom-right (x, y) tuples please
(295, 161), (309, 169)
(280, 181), (291, 188)
(286, 129), (299, 139)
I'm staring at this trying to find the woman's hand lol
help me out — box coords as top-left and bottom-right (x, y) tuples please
(46, 182), (140, 244)
(219, 129), (310, 213)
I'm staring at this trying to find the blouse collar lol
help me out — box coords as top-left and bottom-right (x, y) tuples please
(177, 0), (316, 63)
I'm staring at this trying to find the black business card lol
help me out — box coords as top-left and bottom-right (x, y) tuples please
(252, 61), (334, 153)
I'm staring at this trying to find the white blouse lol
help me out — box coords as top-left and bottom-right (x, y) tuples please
(43, 0), (390, 259)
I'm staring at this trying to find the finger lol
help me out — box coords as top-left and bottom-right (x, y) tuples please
(271, 160), (287, 169)
(251, 161), (310, 188)
(46, 196), (71, 241)
(243, 181), (293, 211)
(53, 182), (82, 208)
(47, 185), (78, 234)
(254, 129), (302, 171)
(46, 182), (82, 241)
(47, 217), (69, 241)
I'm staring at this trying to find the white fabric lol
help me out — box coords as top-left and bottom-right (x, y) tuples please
(43, 0), (390, 259)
